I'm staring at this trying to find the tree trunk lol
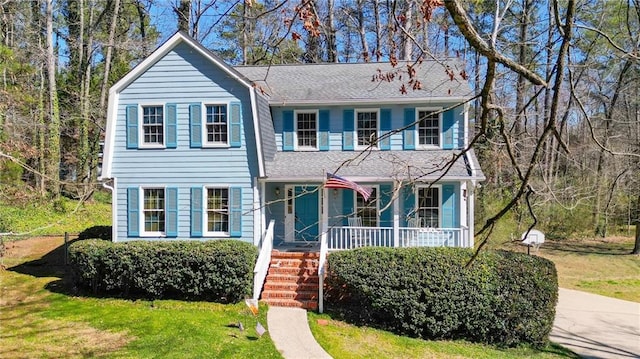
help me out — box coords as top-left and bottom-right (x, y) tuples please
(356, 0), (369, 61)
(175, 0), (190, 33)
(45, 0), (60, 197)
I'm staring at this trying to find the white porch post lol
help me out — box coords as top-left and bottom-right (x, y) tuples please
(256, 179), (266, 246)
(393, 183), (399, 247)
(468, 181), (476, 248)
(319, 186), (329, 313)
(321, 186), (329, 247)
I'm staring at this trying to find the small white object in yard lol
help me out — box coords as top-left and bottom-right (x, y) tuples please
(521, 229), (545, 252)
(238, 321), (244, 331)
(245, 298), (259, 316)
(255, 321), (267, 337)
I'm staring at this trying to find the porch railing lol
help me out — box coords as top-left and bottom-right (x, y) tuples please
(252, 220), (275, 300)
(327, 226), (470, 250)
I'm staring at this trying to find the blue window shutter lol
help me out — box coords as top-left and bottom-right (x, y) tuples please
(229, 187), (242, 237)
(403, 108), (415, 150)
(189, 104), (202, 148)
(380, 109), (392, 151)
(442, 109), (456, 149)
(379, 184), (393, 226)
(402, 184), (416, 226)
(441, 184), (457, 228)
(230, 102), (242, 147)
(190, 187), (203, 237)
(127, 187), (139, 237)
(165, 104), (177, 148)
(166, 187), (178, 237)
(126, 105), (138, 149)
(319, 109), (330, 151)
(342, 189), (354, 226)
(342, 109), (354, 151)
(282, 110), (294, 151)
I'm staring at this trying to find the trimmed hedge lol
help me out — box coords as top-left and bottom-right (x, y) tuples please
(77, 225), (112, 241)
(325, 247), (558, 347)
(68, 239), (257, 302)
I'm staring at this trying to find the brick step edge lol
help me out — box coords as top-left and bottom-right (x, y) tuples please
(262, 298), (318, 310)
(271, 251), (320, 259)
(263, 282), (320, 291)
(261, 290), (318, 300)
(265, 274), (319, 283)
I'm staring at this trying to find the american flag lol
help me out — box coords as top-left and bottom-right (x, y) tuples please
(325, 173), (373, 201)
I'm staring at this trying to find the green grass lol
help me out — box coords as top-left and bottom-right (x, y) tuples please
(0, 194), (111, 236)
(0, 238), (281, 358)
(308, 313), (578, 359)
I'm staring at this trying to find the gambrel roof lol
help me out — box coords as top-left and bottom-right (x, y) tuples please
(235, 61), (472, 105)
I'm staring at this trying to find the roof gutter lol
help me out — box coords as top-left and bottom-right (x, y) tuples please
(266, 96), (471, 107)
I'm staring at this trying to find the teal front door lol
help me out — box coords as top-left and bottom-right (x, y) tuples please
(284, 185), (319, 242)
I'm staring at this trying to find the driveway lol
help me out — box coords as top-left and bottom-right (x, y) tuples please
(551, 288), (640, 358)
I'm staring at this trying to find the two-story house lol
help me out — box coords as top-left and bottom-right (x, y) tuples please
(100, 32), (485, 309)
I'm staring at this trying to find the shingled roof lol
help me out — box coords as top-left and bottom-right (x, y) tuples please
(263, 150), (485, 182)
(235, 60), (472, 105)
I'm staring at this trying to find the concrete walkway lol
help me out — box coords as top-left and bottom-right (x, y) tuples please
(267, 306), (332, 359)
(551, 288), (640, 358)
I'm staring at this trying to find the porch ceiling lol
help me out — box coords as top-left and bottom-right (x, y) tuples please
(264, 150), (485, 181)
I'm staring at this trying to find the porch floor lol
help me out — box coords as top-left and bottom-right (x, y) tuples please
(273, 240), (320, 252)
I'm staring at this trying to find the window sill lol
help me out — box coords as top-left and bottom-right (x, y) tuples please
(138, 144), (166, 150)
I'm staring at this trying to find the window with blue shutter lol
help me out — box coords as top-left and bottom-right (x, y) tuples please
(165, 187), (178, 237)
(229, 187), (242, 237)
(342, 189), (354, 225)
(282, 110), (294, 151)
(342, 109), (354, 150)
(442, 109), (456, 149)
(126, 105), (138, 149)
(319, 109), (330, 151)
(379, 109), (392, 150)
(441, 184), (458, 228)
(379, 184), (393, 226)
(189, 104), (202, 148)
(403, 107), (416, 150)
(229, 102), (242, 148)
(402, 184), (416, 226)
(165, 104), (177, 148)
(190, 187), (203, 237)
(127, 187), (139, 237)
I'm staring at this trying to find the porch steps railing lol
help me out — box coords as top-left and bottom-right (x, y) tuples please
(260, 250), (319, 310)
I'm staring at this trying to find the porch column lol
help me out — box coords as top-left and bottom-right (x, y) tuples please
(468, 180), (475, 248)
(393, 184), (399, 247)
(255, 178), (264, 246)
(321, 186), (329, 244)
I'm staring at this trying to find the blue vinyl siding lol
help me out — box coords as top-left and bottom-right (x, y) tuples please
(318, 109), (330, 151)
(113, 42), (256, 242)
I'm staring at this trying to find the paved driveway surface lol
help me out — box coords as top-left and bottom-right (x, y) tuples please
(551, 288), (640, 358)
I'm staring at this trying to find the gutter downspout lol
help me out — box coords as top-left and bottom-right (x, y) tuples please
(101, 178), (117, 242)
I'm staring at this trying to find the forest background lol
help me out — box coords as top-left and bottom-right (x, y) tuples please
(0, 0), (638, 252)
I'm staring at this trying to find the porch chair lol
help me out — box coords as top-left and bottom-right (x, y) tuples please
(347, 216), (369, 248)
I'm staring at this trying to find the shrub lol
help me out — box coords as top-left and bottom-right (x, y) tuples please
(77, 225), (112, 241)
(325, 247), (557, 348)
(68, 239), (257, 302)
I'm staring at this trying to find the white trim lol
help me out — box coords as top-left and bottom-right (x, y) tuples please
(202, 102), (231, 148)
(415, 107), (443, 149)
(100, 90), (118, 179)
(202, 185), (232, 238)
(250, 88), (265, 177)
(138, 103), (166, 149)
(253, 178), (262, 246)
(414, 184), (442, 228)
(464, 102), (470, 148)
(293, 109), (319, 151)
(139, 186), (167, 238)
(354, 108), (380, 150)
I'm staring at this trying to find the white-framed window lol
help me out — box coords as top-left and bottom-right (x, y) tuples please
(295, 110), (318, 150)
(204, 104), (229, 146)
(356, 109), (379, 149)
(205, 187), (230, 236)
(355, 186), (378, 227)
(417, 108), (441, 148)
(416, 186), (440, 228)
(142, 187), (165, 236)
(141, 105), (164, 147)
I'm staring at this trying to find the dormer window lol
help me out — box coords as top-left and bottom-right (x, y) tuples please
(356, 109), (378, 149)
(417, 109), (441, 148)
(296, 110), (318, 150)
